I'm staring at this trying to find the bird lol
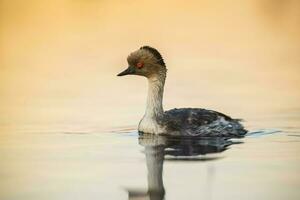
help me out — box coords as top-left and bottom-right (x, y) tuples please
(117, 46), (247, 137)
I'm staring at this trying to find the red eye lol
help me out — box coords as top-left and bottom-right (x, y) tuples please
(136, 62), (144, 68)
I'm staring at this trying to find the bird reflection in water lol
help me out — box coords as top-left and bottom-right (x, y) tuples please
(127, 134), (243, 200)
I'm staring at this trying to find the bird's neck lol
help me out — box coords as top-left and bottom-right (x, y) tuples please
(145, 73), (166, 119)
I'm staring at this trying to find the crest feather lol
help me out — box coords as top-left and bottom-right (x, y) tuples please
(140, 46), (166, 66)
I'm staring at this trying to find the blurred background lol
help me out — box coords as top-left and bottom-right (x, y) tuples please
(0, 0), (299, 132)
(1, 1), (300, 200)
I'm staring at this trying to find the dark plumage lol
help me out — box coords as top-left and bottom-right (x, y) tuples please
(158, 108), (247, 137)
(140, 46), (166, 66)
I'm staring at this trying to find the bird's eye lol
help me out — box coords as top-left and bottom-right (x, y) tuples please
(136, 62), (144, 69)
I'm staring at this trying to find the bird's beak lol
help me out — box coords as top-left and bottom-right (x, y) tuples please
(117, 66), (136, 76)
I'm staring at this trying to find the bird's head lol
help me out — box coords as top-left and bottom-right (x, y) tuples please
(117, 46), (167, 78)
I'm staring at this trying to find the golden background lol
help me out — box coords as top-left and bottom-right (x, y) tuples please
(0, 0), (299, 132)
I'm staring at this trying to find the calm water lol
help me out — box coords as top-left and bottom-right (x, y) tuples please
(1, 100), (300, 200)
(1, 1), (300, 199)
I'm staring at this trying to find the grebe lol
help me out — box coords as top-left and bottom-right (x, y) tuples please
(117, 46), (247, 137)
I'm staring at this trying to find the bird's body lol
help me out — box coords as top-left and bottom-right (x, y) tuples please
(118, 46), (247, 137)
(159, 108), (246, 137)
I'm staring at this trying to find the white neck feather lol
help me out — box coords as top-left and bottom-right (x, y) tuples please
(145, 74), (165, 118)
(138, 72), (166, 134)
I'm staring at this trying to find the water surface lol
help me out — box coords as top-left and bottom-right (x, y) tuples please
(1, 107), (300, 200)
